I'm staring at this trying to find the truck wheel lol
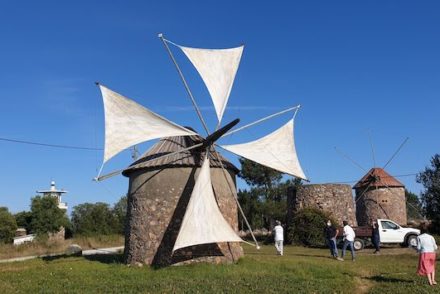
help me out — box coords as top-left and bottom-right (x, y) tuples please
(406, 235), (418, 248)
(353, 238), (364, 251)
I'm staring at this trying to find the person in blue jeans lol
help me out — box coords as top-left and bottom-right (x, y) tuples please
(338, 220), (356, 261)
(324, 220), (339, 259)
(371, 221), (381, 254)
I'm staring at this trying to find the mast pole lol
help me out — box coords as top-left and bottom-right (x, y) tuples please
(158, 33), (210, 136)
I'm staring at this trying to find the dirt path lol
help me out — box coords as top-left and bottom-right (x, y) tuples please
(0, 246), (124, 264)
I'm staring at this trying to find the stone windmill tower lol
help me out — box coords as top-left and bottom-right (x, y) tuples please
(354, 168), (406, 226)
(122, 134), (243, 267)
(337, 136), (410, 226)
(94, 34), (308, 267)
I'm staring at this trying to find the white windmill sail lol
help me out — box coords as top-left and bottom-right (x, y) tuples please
(173, 155), (242, 252)
(221, 119), (307, 180)
(99, 84), (196, 163)
(178, 45), (244, 123)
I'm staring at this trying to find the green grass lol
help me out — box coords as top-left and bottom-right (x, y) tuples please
(0, 245), (437, 293)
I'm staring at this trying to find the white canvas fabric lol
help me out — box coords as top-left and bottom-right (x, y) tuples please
(173, 156), (242, 252)
(179, 45), (244, 123)
(221, 119), (307, 180)
(99, 85), (195, 163)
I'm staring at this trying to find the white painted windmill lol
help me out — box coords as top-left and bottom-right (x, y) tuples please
(95, 34), (307, 258)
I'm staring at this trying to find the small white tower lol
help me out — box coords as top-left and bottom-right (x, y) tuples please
(37, 181), (68, 210)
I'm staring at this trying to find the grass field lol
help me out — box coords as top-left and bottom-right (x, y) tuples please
(0, 244), (437, 293)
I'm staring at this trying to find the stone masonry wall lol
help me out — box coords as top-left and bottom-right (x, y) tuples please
(355, 187), (407, 226)
(124, 167), (243, 267)
(295, 184), (357, 226)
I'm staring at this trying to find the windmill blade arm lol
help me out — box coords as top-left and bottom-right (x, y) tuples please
(382, 137), (409, 169)
(217, 146), (307, 180)
(173, 155), (243, 252)
(97, 83), (196, 165)
(222, 105), (300, 138)
(158, 34), (210, 135)
(94, 169), (124, 182)
(334, 147), (366, 172)
(163, 36), (244, 125)
(354, 181), (375, 204)
(203, 119), (240, 147)
(94, 142), (204, 182)
(210, 149), (260, 249)
(218, 118), (307, 180)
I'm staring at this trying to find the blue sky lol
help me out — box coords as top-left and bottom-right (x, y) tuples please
(0, 1), (439, 214)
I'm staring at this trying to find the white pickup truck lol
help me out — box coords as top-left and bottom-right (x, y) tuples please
(337, 219), (420, 250)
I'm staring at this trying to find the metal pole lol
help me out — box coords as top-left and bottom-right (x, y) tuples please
(158, 33), (210, 136)
(367, 130), (377, 167)
(222, 105), (300, 138)
(355, 181), (375, 203)
(335, 147), (367, 172)
(383, 137), (409, 169)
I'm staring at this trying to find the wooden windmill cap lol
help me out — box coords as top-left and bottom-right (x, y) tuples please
(122, 131), (239, 176)
(353, 168), (404, 189)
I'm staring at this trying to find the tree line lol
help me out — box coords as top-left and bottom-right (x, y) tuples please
(0, 154), (438, 244)
(0, 195), (127, 244)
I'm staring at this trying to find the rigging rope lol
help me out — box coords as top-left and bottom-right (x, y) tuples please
(0, 136), (102, 151)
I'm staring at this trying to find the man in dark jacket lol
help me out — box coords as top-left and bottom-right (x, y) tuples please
(372, 221), (380, 254)
(324, 220), (339, 259)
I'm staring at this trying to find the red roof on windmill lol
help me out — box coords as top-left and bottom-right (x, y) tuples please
(353, 168), (404, 189)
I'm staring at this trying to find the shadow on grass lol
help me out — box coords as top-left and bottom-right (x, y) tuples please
(367, 275), (413, 284)
(290, 253), (330, 258)
(41, 253), (124, 264)
(83, 253), (124, 264)
(246, 251), (331, 260)
(41, 253), (82, 262)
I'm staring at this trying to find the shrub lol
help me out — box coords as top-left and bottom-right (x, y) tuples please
(71, 202), (118, 236)
(30, 196), (70, 238)
(0, 207), (17, 244)
(288, 208), (337, 247)
(112, 196), (127, 235)
(14, 211), (33, 233)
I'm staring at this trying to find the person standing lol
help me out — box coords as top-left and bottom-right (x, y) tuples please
(274, 220), (284, 256)
(324, 220), (339, 259)
(372, 221), (381, 254)
(339, 220), (356, 261)
(417, 225), (438, 286)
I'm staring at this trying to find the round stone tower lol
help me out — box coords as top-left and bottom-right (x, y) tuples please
(354, 168), (407, 226)
(122, 133), (243, 267)
(294, 184), (357, 226)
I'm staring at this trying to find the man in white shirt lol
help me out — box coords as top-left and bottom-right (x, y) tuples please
(274, 220), (284, 256)
(338, 220), (356, 261)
